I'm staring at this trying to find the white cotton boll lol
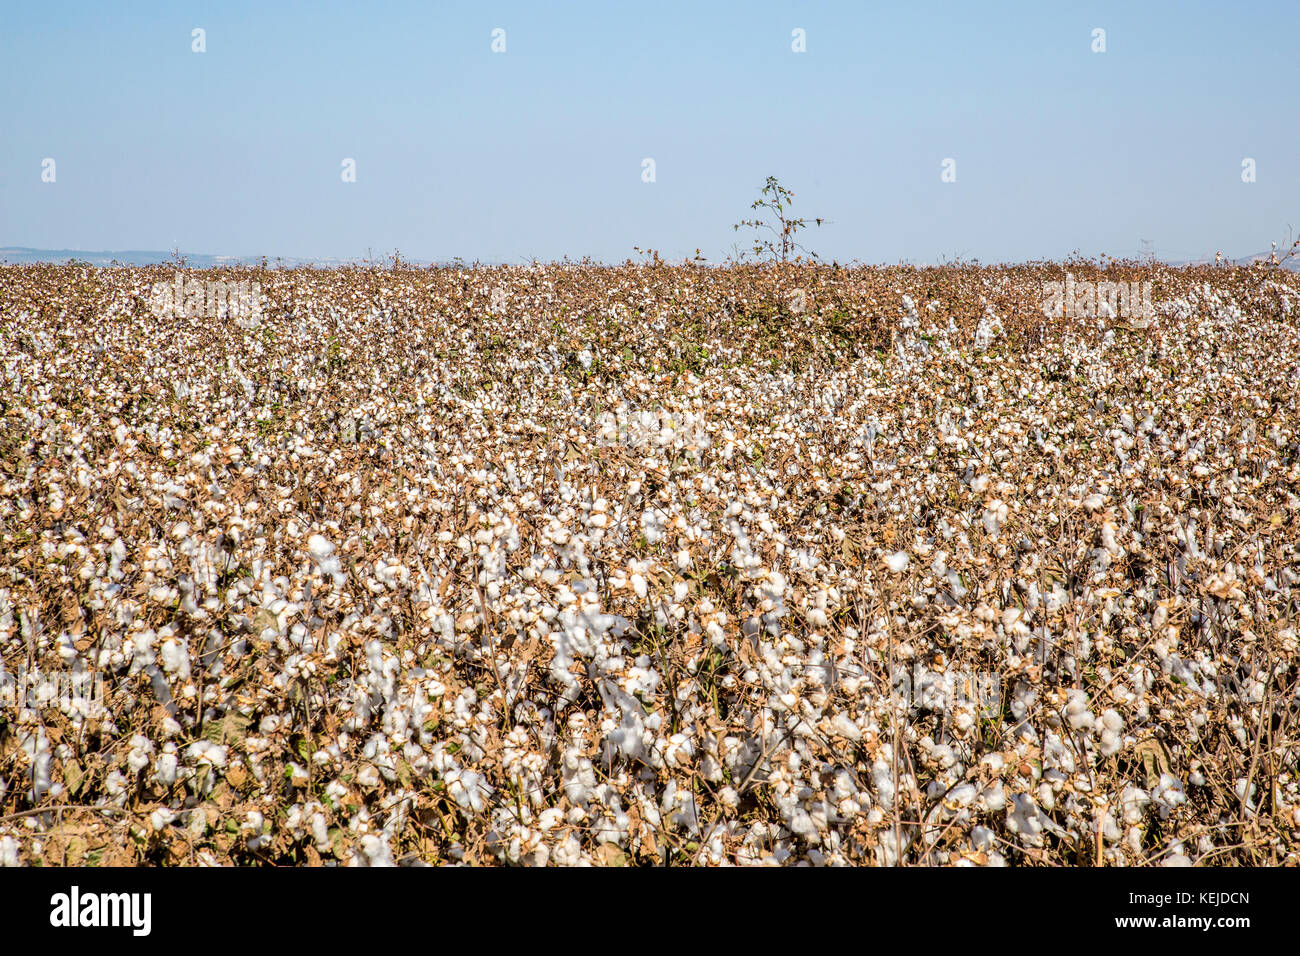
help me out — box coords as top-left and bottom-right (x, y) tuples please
(360, 833), (395, 866)
(538, 808), (564, 831)
(982, 500), (1008, 536)
(789, 807), (818, 840)
(1037, 783), (1056, 811)
(1152, 774), (1186, 819)
(641, 508), (667, 545)
(1102, 811), (1122, 843)
(551, 833), (585, 867)
(129, 629), (158, 673)
(1120, 786), (1150, 825)
(0, 836), (20, 867)
(1082, 493), (1105, 513)
(307, 534), (345, 585)
(447, 768), (491, 813)
(1101, 519), (1122, 557)
(1096, 708), (1124, 756)
(947, 783), (977, 808)
(243, 810), (271, 850)
(1063, 690), (1093, 731)
(311, 811), (330, 849)
(357, 764), (380, 789)
(1099, 728), (1122, 757)
(978, 782), (1007, 813)
(160, 638), (191, 680)
(663, 732), (696, 768)
(974, 309), (1003, 351)
(829, 712), (861, 742)
(884, 551), (909, 573)
(1007, 794), (1048, 845)
(127, 734), (155, 773)
(185, 741), (228, 769)
(871, 760), (896, 809)
(154, 752), (179, 786)
(577, 349), (594, 370)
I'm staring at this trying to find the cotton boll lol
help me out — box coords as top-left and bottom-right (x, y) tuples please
(884, 551), (909, 573)
(357, 764), (380, 789)
(1062, 690), (1093, 731)
(551, 833), (586, 867)
(982, 500), (1008, 537)
(242, 810), (271, 850)
(1151, 774), (1186, 819)
(1006, 794), (1051, 846)
(538, 808), (564, 831)
(307, 534), (345, 586)
(359, 833), (395, 866)
(1120, 786), (1150, 825)
(160, 638), (191, 680)
(127, 734), (155, 774)
(1098, 709), (1124, 756)
(311, 810), (330, 850)
(154, 751), (179, 786)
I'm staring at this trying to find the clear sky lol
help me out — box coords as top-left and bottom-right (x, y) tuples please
(2, 1), (1296, 264)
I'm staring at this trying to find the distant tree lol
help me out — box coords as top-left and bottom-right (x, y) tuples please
(733, 176), (825, 263)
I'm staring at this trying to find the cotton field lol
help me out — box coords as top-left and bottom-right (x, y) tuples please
(1, 261), (1298, 866)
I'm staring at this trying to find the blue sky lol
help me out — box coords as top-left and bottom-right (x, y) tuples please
(2, 1), (1296, 264)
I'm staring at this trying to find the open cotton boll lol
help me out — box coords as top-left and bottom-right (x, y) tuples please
(154, 751), (179, 786)
(356, 833), (396, 867)
(1120, 786), (1151, 825)
(307, 534), (345, 586)
(884, 551), (909, 573)
(1151, 774), (1187, 819)
(127, 734), (155, 773)
(159, 638), (191, 680)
